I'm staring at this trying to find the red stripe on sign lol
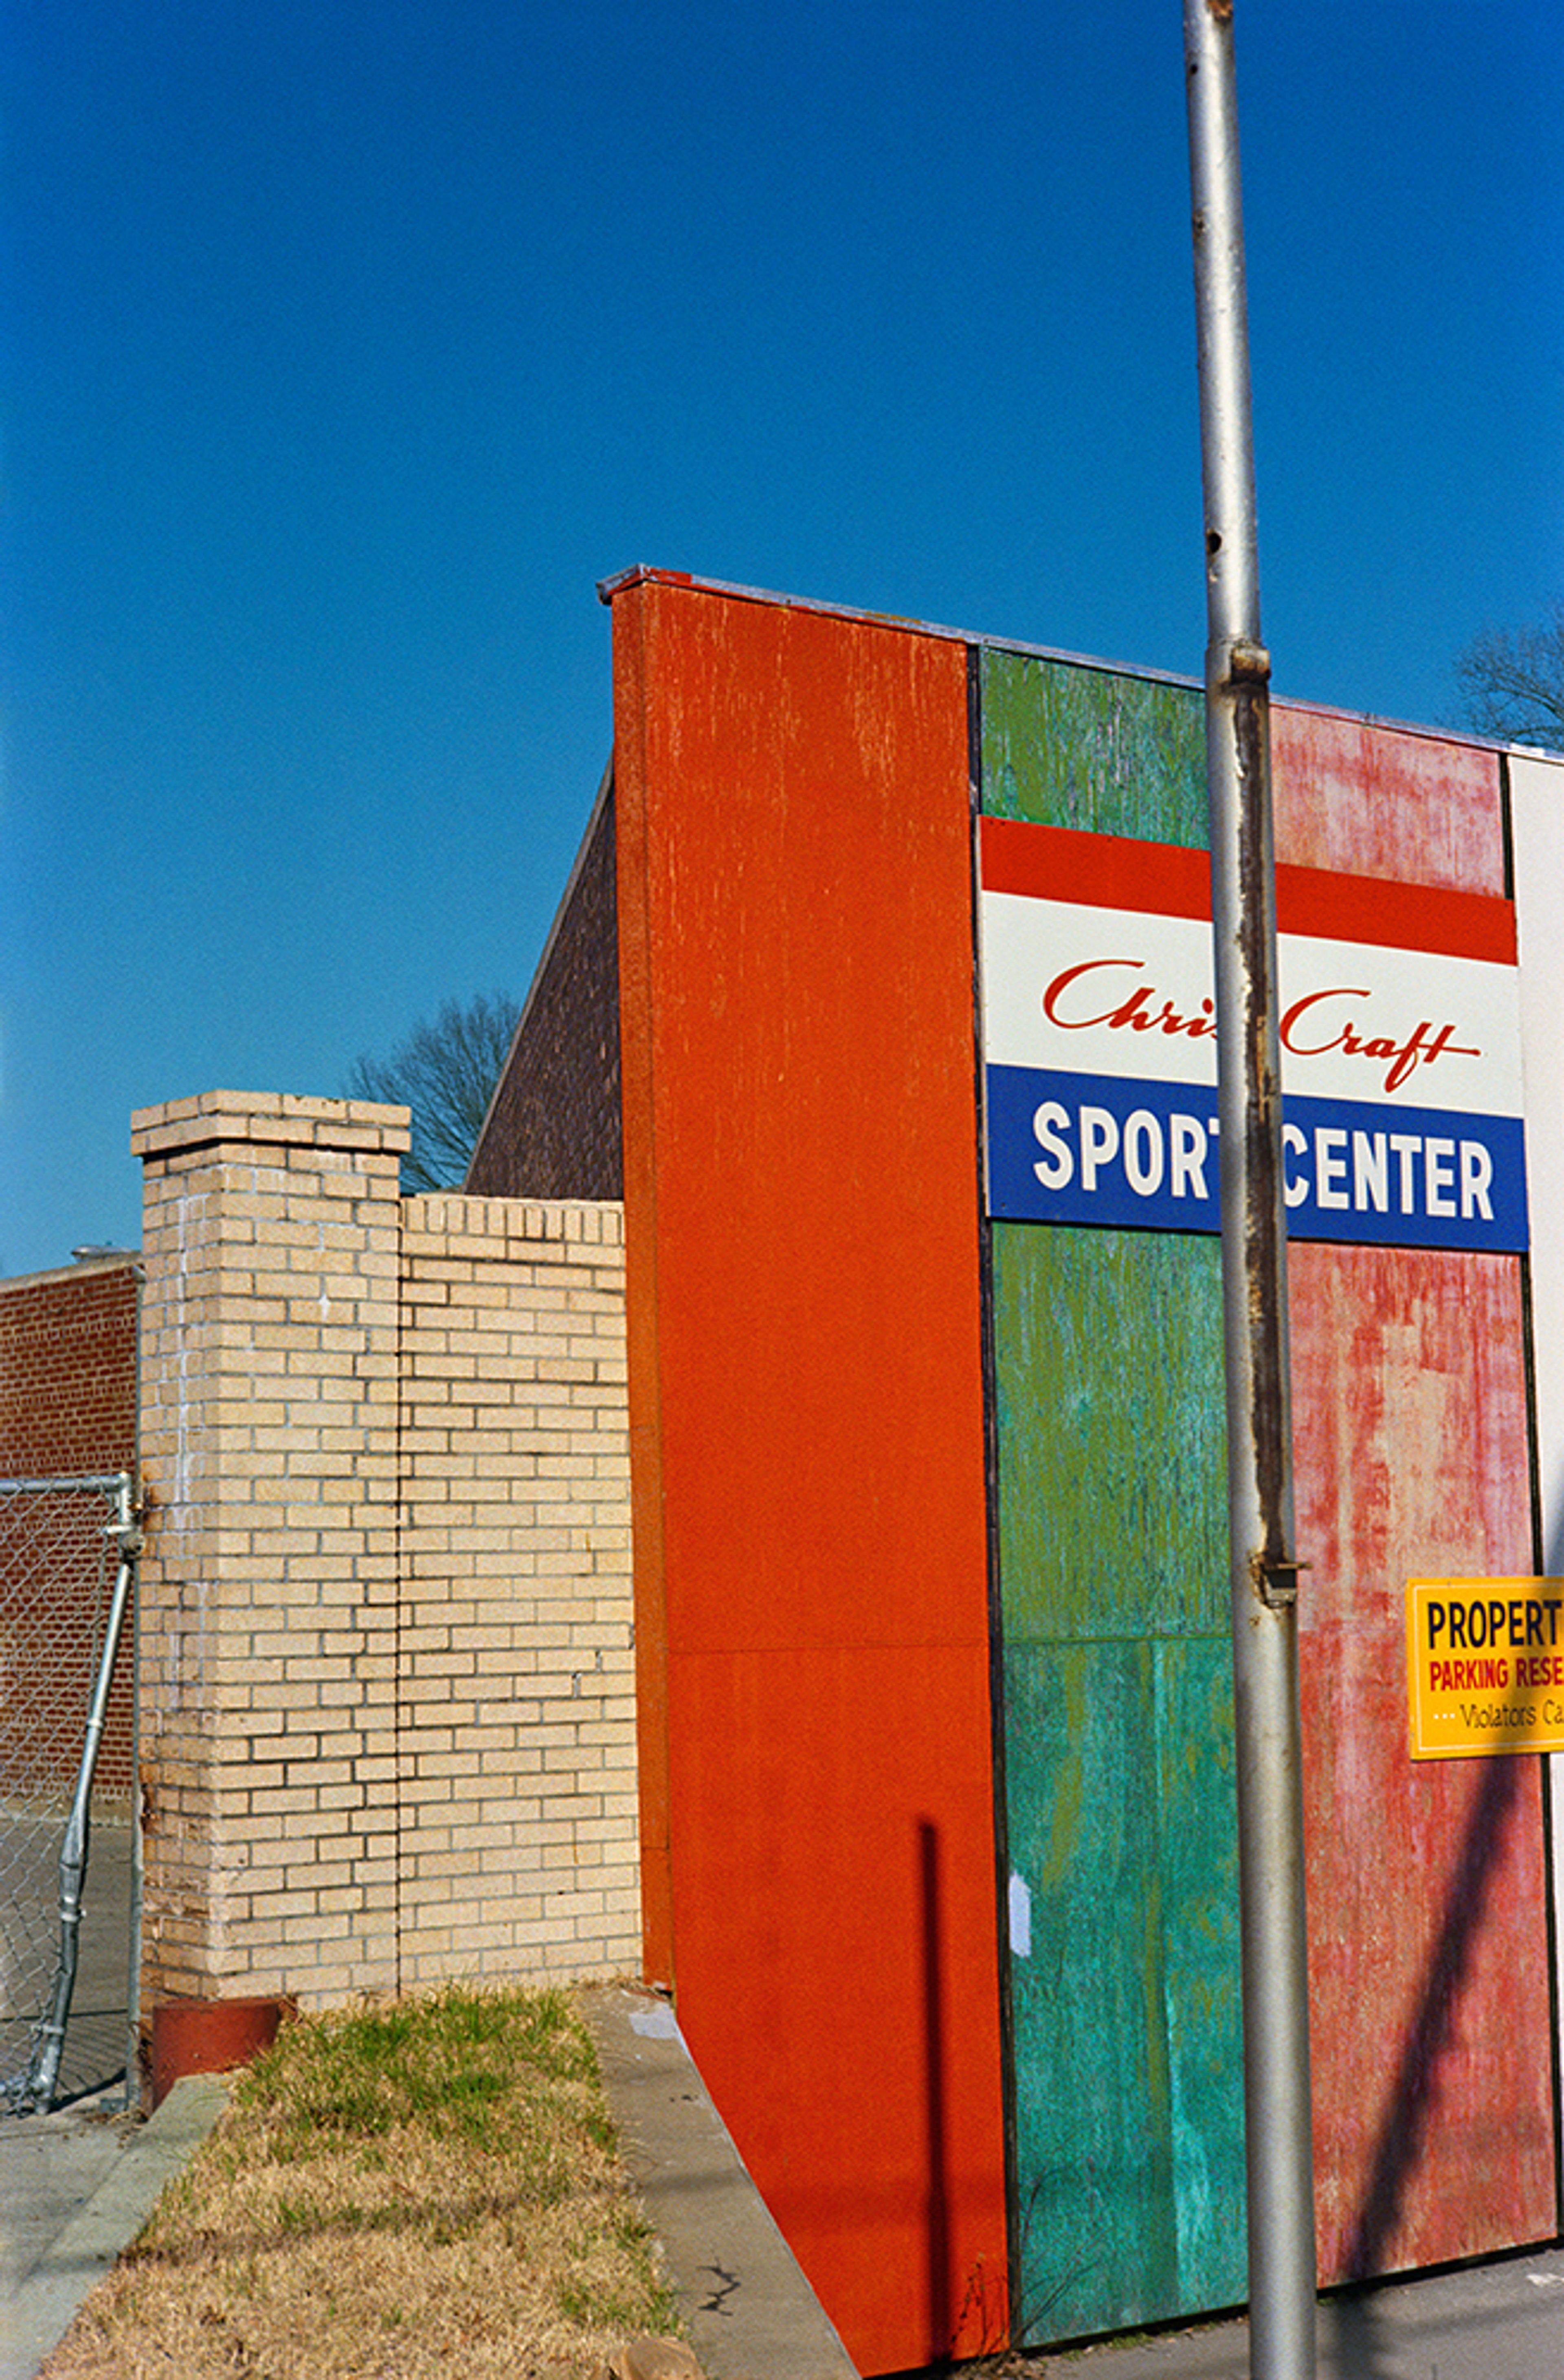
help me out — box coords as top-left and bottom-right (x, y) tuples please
(980, 818), (1211, 917)
(980, 817), (1516, 965)
(1276, 864), (1516, 964)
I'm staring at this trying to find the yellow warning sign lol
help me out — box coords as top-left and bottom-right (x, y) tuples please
(1407, 1578), (1564, 1760)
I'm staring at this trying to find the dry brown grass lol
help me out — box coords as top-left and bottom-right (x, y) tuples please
(39, 1983), (681, 2380)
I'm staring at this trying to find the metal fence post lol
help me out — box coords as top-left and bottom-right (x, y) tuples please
(27, 1472), (141, 2110)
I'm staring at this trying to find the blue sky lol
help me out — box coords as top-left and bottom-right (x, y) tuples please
(3, 0), (1560, 1276)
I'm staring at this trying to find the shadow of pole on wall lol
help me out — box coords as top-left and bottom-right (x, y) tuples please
(1342, 1749), (1523, 2281)
(918, 1816), (952, 2365)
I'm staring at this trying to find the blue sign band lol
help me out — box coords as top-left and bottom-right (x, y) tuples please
(986, 1065), (1529, 1252)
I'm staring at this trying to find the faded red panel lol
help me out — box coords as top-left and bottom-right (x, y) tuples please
(1274, 706), (1504, 892)
(1276, 699), (1551, 2271)
(611, 578), (1008, 2373)
(1290, 1243), (1555, 2278)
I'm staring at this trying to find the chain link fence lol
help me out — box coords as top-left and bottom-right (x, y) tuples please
(0, 1474), (138, 2110)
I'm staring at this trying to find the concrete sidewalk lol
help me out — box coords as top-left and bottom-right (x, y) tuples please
(582, 1983), (860, 2380)
(1057, 2246), (1564, 2380)
(1, 1814), (134, 2117)
(578, 1989), (1564, 2378)
(1, 2074), (229, 2380)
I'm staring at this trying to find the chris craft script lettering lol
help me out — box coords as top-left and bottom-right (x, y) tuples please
(1041, 958), (1481, 1095)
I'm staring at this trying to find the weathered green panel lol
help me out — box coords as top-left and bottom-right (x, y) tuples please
(980, 647), (1207, 846)
(994, 1223), (1245, 2341)
(994, 1228), (1230, 1642)
(1005, 1637), (1175, 2336)
(1004, 1636), (1245, 2337)
(1154, 1637), (1246, 2311)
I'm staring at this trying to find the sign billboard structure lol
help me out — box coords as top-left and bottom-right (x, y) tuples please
(982, 818), (1529, 1254)
(532, 560), (1564, 2372)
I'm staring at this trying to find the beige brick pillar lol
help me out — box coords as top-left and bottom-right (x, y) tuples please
(396, 1195), (640, 1988)
(132, 1092), (409, 2009)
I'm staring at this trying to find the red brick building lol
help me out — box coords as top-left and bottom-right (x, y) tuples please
(0, 1252), (140, 1800)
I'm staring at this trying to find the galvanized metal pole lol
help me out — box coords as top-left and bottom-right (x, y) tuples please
(1182, 6), (1318, 2376)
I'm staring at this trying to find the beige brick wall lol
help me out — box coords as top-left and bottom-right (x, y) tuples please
(132, 1092), (638, 2014)
(396, 1194), (637, 1990)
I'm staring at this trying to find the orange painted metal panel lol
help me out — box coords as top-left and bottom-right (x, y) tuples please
(610, 576), (1008, 2373)
(672, 1643), (1011, 2367)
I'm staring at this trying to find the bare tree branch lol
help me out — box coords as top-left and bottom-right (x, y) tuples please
(1453, 601), (1564, 746)
(347, 991), (521, 1193)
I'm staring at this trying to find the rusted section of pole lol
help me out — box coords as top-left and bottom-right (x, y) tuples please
(1183, 4), (1318, 2376)
(1226, 646), (1294, 1609)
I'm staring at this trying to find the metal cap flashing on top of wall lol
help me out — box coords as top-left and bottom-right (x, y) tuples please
(595, 564), (1542, 756)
